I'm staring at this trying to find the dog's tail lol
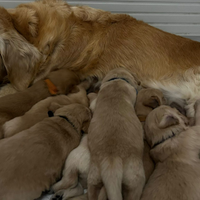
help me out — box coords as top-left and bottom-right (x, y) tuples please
(101, 157), (123, 200)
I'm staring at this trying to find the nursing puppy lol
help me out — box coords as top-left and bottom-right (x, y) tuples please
(0, 103), (91, 200)
(50, 93), (97, 200)
(135, 88), (166, 181)
(140, 105), (200, 200)
(0, 68), (79, 138)
(88, 68), (145, 200)
(2, 80), (89, 138)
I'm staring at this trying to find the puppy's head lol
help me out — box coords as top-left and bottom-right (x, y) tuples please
(47, 69), (80, 95)
(135, 88), (166, 122)
(52, 103), (91, 134)
(145, 105), (188, 149)
(102, 68), (138, 88)
(0, 7), (41, 91)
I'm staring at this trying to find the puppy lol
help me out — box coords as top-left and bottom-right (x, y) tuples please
(140, 105), (200, 200)
(0, 103), (91, 200)
(50, 92), (98, 200)
(2, 80), (89, 138)
(0, 68), (79, 138)
(135, 88), (166, 182)
(88, 68), (145, 200)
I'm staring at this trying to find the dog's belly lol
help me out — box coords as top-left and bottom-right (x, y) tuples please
(144, 68), (200, 118)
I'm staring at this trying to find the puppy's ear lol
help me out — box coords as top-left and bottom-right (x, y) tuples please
(70, 85), (80, 94)
(143, 96), (161, 109)
(159, 113), (179, 129)
(170, 102), (186, 116)
(48, 102), (62, 113)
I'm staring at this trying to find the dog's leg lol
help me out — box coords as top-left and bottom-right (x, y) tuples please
(87, 163), (102, 200)
(122, 160), (145, 200)
(52, 168), (79, 193)
(68, 193), (88, 200)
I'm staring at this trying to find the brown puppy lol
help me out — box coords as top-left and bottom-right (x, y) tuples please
(0, 68), (79, 139)
(135, 88), (166, 182)
(1, 80), (89, 138)
(140, 105), (200, 200)
(0, 103), (91, 200)
(88, 68), (145, 200)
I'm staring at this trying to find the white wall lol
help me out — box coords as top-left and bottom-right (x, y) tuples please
(1, 0), (200, 41)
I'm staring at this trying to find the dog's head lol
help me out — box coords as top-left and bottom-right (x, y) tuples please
(135, 88), (166, 122)
(0, 7), (41, 91)
(46, 69), (80, 95)
(145, 105), (189, 150)
(52, 103), (92, 134)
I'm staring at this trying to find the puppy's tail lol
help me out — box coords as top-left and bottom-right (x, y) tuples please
(101, 157), (123, 200)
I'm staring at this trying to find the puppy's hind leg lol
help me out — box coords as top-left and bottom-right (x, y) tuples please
(87, 163), (102, 200)
(122, 160), (145, 200)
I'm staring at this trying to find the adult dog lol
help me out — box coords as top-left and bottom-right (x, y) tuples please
(1, 0), (200, 116)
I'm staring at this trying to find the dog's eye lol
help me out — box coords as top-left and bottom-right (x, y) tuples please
(48, 110), (54, 117)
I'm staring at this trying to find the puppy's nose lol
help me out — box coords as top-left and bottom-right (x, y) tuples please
(48, 110), (54, 117)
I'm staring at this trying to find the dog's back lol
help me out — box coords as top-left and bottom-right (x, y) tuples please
(88, 69), (145, 200)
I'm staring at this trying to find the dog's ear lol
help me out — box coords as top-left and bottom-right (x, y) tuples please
(143, 96), (161, 109)
(159, 113), (179, 129)
(8, 6), (39, 41)
(0, 37), (41, 91)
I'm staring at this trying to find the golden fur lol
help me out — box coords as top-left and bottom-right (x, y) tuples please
(0, 1), (200, 116)
(88, 68), (145, 200)
(140, 105), (200, 200)
(0, 103), (91, 200)
(0, 68), (79, 139)
(0, 0), (199, 89)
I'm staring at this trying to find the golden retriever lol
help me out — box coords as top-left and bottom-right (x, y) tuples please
(0, 68), (79, 138)
(87, 68), (145, 200)
(0, 1), (199, 116)
(1, 80), (90, 138)
(140, 105), (200, 200)
(0, 103), (91, 200)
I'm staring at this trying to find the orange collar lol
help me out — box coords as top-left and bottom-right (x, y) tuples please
(44, 79), (58, 95)
(137, 115), (146, 122)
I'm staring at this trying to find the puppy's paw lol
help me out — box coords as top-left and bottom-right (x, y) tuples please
(51, 192), (63, 200)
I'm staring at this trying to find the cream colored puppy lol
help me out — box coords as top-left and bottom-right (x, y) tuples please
(140, 104), (200, 200)
(88, 68), (145, 200)
(0, 103), (91, 200)
(2, 80), (90, 138)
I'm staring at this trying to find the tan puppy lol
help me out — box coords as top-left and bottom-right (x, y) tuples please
(88, 68), (145, 200)
(140, 105), (200, 200)
(0, 103), (91, 200)
(135, 88), (166, 181)
(49, 93), (97, 200)
(0, 68), (79, 139)
(2, 80), (89, 138)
